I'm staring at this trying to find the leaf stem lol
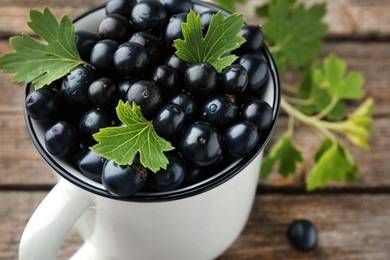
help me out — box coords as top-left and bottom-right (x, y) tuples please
(268, 45), (281, 53)
(281, 82), (298, 94)
(313, 96), (339, 120)
(281, 97), (337, 144)
(284, 96), (313, 106)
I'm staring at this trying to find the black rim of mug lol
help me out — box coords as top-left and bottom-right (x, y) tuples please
(24, 0), (281, 202)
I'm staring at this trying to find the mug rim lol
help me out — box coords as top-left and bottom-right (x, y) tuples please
(24, 0), (281, 202)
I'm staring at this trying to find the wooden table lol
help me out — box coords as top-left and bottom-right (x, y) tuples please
(0, 0), (389, 259)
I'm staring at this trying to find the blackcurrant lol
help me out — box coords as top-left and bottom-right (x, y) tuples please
(237, 54), (269, 92)
(287, 219), (318, 252)
(105, 0), (136, 17)
(165, 53), (190, 75)
(88, 78), (118, 110)
(44, 121), (78, 157)
(168, 92), (198, 118)
(221, 64), (249, 95)
(163, 0), (192, 16)
(147, 153), (187, 192)
(118, 79), (137, 101)
(25, 87), (60, 121)
(78, 150), (107, 183)
(183, 63), (218, 98)
(164, 12), (188, 47)
(130, 0), (167, 35)
(179, 121), (223, 167)
(90, 39), (119, 75)
(224, 121), (259, 158)
(128, 31), (165, 65)
(237, 25), (264, 53)
(114, 42), (150, 77)
(98, 14), (132, 43)
(102, 159), (147, 197)
(241, 98), (273, 130)
(150, 65), (179, 96)
(79, 108), (117, 147)
(60, 65), (96, 112)
(181, 167), (205, 187)
(126, 80), (162, 119)
(200, 94), (239, 129)
(153, 104), (187, 137)
(74, 31), (99, 62)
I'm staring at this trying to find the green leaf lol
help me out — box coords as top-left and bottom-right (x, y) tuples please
(256, 0), (296, 18)
(0, 7), (84, 89)
(312, 54), (365, 100)
(217, 0), (247, 13)
(262, 0), (328, 72)
(307, 139), (358, 191)
(91, 101), (175, 173)
(297, 65), (347, 120)
(174, 10), (246, 73)
(261, 133), (303, 178)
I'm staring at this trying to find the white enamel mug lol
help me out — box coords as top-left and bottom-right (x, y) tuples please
(19, 1), (280, 259)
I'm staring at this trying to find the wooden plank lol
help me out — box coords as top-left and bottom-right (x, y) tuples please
(1, 191), (389, 259)
(0, 41), (389, 188)
(0, 0), (390, 39)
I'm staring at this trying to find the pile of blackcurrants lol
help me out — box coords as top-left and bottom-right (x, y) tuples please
(25, 0), (273, 197)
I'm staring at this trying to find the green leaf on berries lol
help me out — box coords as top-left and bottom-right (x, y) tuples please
(262, 0), (328, 72)
(174, 10), (246, 73)
(307, 139), (358, 191)
(261, 133), (303, 178)
(0, 7), (84, 89)
(91, 101), (175, 173)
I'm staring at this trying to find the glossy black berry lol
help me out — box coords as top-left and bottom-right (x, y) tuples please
(74, 31), (99, 62)
(88, 78), (118, 110)
(44, 121), (78, 157)
(105, 0), (136, 17)
(153, 104), (187, 137)
(60, 65), (96, 111)
(147, 153), (187, 191)
(102, 159), (147, 197)
(169, 92), (198, 118)
(241, 99), (273, 130)
(224, 121), (259, 158)
(237, 54), (269, 92)
(165, 53), (190, 75)
(25, 87), (60, 121)
(90, 39), (119, 75)
(118, 79), (137, 101)
(114, 42), (150, 77)
(79, 108), (116, 146)
(287, 219), (318, 252)
(181, 167), (205, 187)
(126, 80), (162, 118)
(128, 31), (165, 65)
(221, 64), (249, 95)
(163, 0), (192, 15)
(78, 150), (107, 183)
(183, 63), (218, 98)
(237, 25), (264, 53)
(130, 0), (167, 35)
(98, 14), (132, 43)
(179, 121), (223, 167)
(164, 12), (188, 46)
(200, 95), (239, 129)
(200, 10), (218, 35)
(150, 65), (178, 96)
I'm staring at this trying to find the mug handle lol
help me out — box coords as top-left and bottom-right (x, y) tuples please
(19, 178), (92, 260)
